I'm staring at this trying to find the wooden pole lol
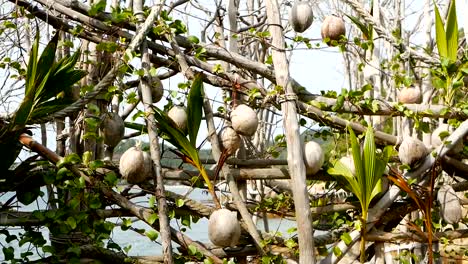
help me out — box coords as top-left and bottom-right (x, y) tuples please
(134, 2), (173, 263)
(264, 0), (315, 262)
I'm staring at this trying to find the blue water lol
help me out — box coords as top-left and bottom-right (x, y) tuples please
(0, 186), (296, 260)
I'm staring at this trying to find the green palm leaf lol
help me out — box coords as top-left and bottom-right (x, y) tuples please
(186, 74), (204, 146)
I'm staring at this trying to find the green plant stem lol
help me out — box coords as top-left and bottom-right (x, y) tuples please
(198, 166), (221, 209)
(360, 210), (367, 264)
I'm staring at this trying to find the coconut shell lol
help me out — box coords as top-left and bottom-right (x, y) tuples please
(168, 106), (188, 132)
(218, 126), (241, 156)
(138, 76), (163, 103)
(303, 141), (324, 174)
(151, 77), (163, 103)
(100, 112), (125, 148)
(398, 137), (428, 167)
(321, 15), (346, 46)
(289, 1), (313, 33)
(398, 87), (422, 104)
(431, 124), (463, 154)
(119, 146), (152, 184)
(437, 185), (462, 224)
(208, 209), (241, 247)
(231, 104), (258, 136)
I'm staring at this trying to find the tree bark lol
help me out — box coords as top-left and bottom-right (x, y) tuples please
(264, 0), (315, 262)
(133, 1), (173, 263)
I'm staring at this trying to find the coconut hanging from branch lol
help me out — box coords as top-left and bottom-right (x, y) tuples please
(208, 208), (241, 247)
(100, 112), (125, 160)
(119, 144), (153, 184)
(303, 141), (324, 174)
(289, 0), (313, 33)
(168, 105), (188, 133)
(321, 15), (346, 46)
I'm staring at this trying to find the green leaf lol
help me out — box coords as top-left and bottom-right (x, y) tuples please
(67, 216), (77, 229)
(145, 230), (159, 241)
(363, 126), (378, 210)
(445, 0), (458, 61)
(341, 232), (353, 245)
(434, 1), (447, 58)
(187, 74), (204, 146)
(175, 198), (185, 208)
(3, 246), (14, 260)
(152, 107), (199, 164)
(148, 213), (158, 225)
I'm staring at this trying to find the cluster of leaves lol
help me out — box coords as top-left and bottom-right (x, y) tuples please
(328, 126), (391, 262)
(0, 32), (85, 174)
(254, 192), (294, 216)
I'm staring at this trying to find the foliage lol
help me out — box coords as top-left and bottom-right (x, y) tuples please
(152, 74), (221, 208)
(328, 125), (391, 263)
(433, 0), (458, 62)
(0, 31), (85, 181)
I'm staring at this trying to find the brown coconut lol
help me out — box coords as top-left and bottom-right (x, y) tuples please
(398, 137), (428, 167)
(431, 124), (463, 154)
(398, 87), (422, 104)
(218, 126), (241, 156)
(321, 15), (346, 46)
(230, 104), (259, 136)
(168, 105), (188, 132)
(437, 185), (462, 224)
(100, 112), (125, 148)
(289, 1), (313, 33)
(208, 209), (241, 247)
(139, 76), (163, 103)
(119, 146), (153, 184)
(303, 141), (325, 174)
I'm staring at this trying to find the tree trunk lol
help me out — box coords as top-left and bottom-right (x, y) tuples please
(264, 0), (315, 262)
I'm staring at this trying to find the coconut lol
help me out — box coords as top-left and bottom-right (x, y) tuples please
(138, 76), (163, 103)
(398, 137), (428, 167)
(303, 141), (325, 174)
(398, 87), (422, 104)
(208, 209), (241, 247)
(431, 124), (463, 153)
(289, 1), (313, 33)
(100, 112), (125, 148)
(339, 155), (355, 176)
(321, 15), (346, 46)
(150, 76), (163, 103)
(437, 185), (462, 224)
(119, 146), (153, 184)
(168, 105), (187, 132)
(218, 126), (241, 156)
(230, 104), (258, 136)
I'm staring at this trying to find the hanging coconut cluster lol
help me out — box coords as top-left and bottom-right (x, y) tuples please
(119, 146), (152, 184)
(437, 185), (462, 224)
(289, 0), (314, 33)
(398, 87), (422, 104)
(398, 137), (428, 167)
(168, 105), (188, 133)
(208, 208), (241, 247)
(321, 15), (346, 46)
(100, 112), (125, 160)
(303, 141), (324, 174)
(230, 104), (259, 137)
(431, 123), (463, 153)
(218, 126), (241, 156)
